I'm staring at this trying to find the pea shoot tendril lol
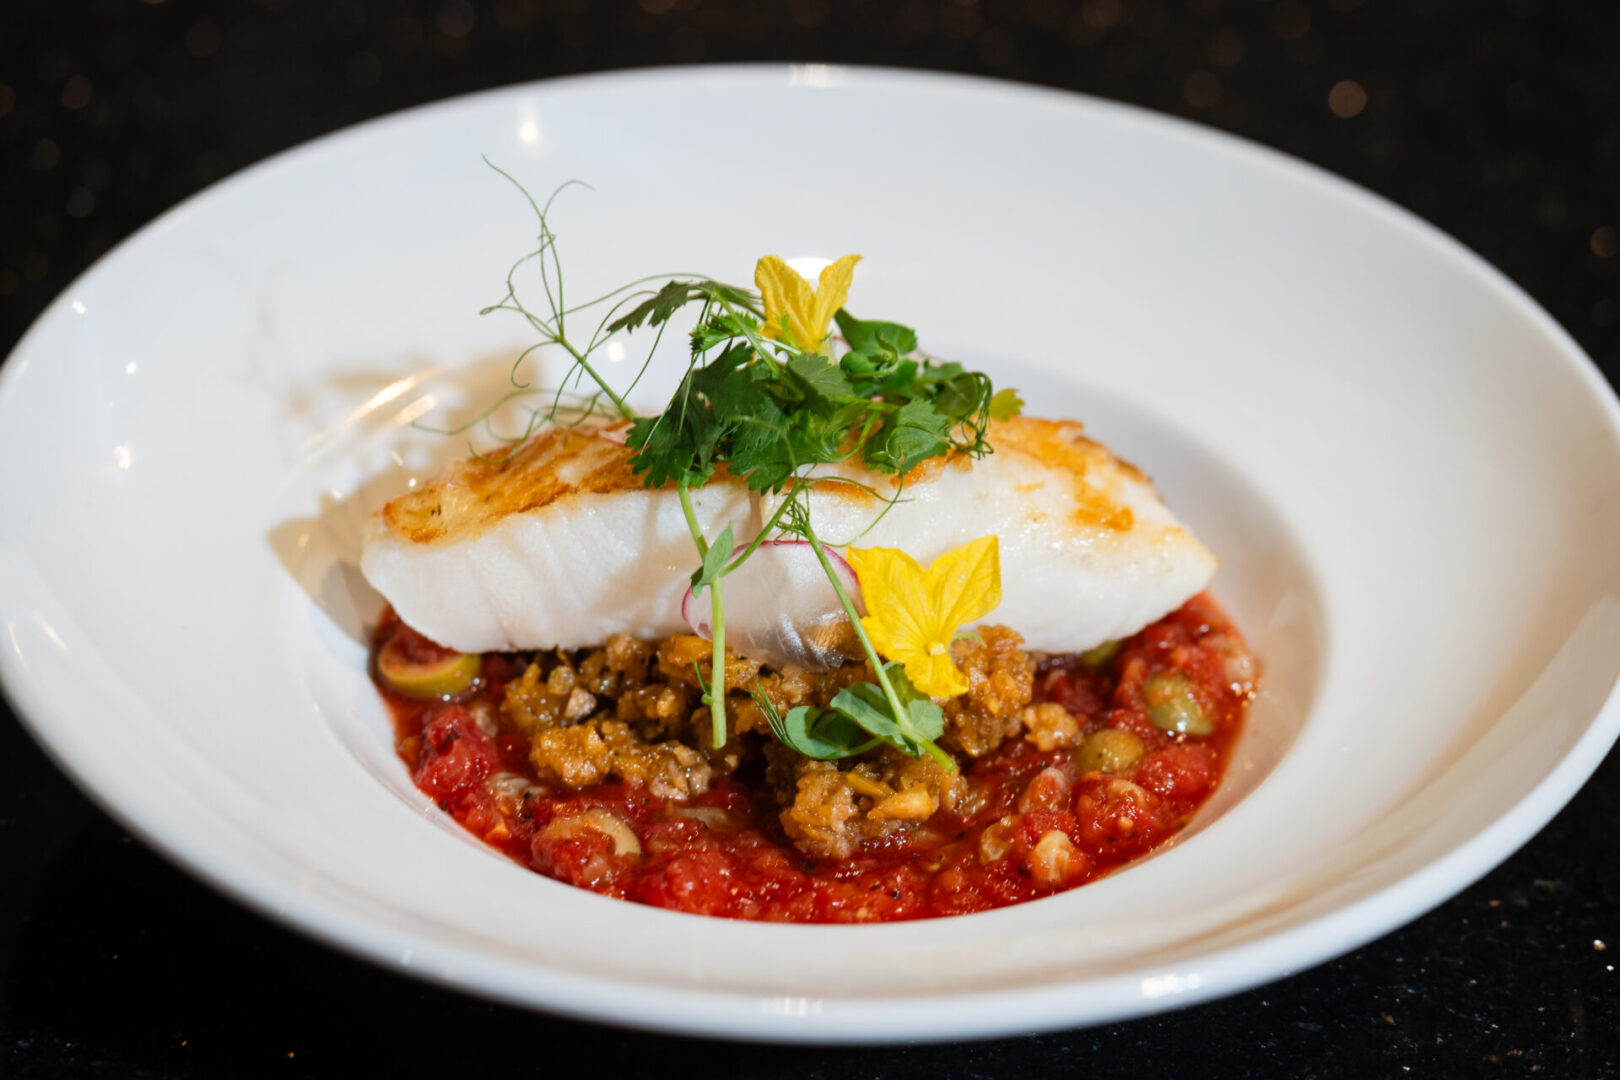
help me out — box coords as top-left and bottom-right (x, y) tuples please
(461, 167), (1022, 763)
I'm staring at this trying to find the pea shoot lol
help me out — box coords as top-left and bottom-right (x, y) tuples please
(467, 168), (1021, 764)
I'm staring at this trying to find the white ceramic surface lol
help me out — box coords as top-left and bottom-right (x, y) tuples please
(3, 66), (1619, 1043)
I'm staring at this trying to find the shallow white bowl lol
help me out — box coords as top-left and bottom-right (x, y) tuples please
(3, 66), (1619, 1043)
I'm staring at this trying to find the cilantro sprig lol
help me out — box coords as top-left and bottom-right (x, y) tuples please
(473, 171), (1020, 765)
(615, 292), (1006, 493)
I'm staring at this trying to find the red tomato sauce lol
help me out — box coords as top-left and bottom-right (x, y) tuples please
(376, 594), (1252, 922)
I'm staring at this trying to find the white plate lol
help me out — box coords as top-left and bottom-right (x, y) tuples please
(3, 66), (1619, 1043)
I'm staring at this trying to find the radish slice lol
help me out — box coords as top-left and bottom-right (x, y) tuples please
(681, 540), (864, 671)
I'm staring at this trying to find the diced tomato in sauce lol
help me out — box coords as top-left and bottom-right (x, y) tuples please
(376, 594), (1252, 922)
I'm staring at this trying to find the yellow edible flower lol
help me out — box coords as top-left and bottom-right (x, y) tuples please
(845, 535), (1002, 699)
(754, 253), (861, 352)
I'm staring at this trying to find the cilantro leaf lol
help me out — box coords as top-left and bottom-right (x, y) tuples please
(607, 280), (699, 335)
(729, 405), (797, 492)
(691, 342), (768, 416)
(866, 399), (951, 473)
(690, 309), (759, 354)
(787, 401), (865, 464)
(609, 279), (762, 339)
(989, 387), (1024, 421)
(627, 401), (713, 488)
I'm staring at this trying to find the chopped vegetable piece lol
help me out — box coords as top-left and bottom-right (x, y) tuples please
(1143, 671), (1212, 735)
(1077, 728), (1146, 773)
(1079, 639), (1121, 670)
(377, 629), (481, 700)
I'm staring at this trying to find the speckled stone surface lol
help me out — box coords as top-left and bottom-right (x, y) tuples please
(3, 1), (1618, 1076)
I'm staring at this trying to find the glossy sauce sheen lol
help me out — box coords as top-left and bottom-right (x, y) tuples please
(378, 596), (1249, 922)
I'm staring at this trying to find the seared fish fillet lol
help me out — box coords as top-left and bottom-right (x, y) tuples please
(360, 416), (1217, 657)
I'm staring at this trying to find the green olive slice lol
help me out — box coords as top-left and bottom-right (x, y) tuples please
(1078, 639), (1121, 670)
(1143, 671), (1213, 736)
(377, 630), (481, 700)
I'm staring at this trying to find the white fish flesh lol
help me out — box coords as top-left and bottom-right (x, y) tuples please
(359, 416), (1217, 660)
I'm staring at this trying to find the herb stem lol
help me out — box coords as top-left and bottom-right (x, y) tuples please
(677, 479), (728, 749)
(799, 513), (954, 771)
(676, 475), (708, 556)
(557, 338), (634, 420)
(723, 491), (800, 575)
(707, 577), (727, 750)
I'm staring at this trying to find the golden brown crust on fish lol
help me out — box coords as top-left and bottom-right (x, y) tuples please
(382, 427), (642, 544)
(989, 417), (1138, 530)
(379, 415), (1138, 547)
(791, 418), (1137, 532)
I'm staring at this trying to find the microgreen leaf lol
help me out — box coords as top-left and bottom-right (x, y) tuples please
(888, 665), (946, 743)
(834, 309), (919, 358)
(829, 682), (911, 746)
(825, 666), (946, 760)
(875, 358), (921, 397)
(839, 350), (880, 378)
(689, 524), (735, 594)
(930, 371), (986, 420)
(755, 685), (880, 760)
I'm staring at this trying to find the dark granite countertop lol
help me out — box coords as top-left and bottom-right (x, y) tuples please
(3, 1), (1618, 1076)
